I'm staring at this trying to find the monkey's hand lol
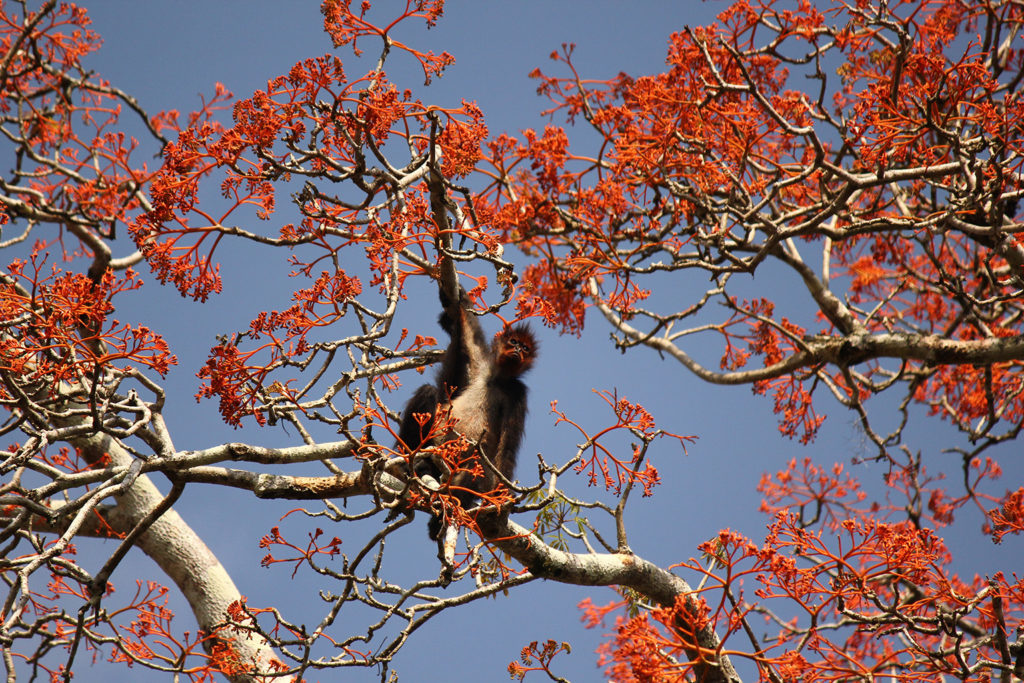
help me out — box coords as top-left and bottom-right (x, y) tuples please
(438, 284), (469, 309)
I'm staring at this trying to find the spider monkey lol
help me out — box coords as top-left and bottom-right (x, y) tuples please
(397, 286), (536, 540)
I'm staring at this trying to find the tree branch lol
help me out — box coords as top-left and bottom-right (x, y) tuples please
(478, 515), (742, 683)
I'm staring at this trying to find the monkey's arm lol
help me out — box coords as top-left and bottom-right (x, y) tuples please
(397, 384), (441, 455)
(489, 381), (528, 482)
(436, 285), (490, 394)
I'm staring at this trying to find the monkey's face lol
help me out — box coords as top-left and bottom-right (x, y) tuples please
(495, 326), (536, 375)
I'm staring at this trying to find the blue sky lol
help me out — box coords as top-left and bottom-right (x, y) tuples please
(35, 1), (1024, 680)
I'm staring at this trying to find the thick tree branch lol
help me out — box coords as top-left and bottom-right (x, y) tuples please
(479, 515), (742, 683)
(593, 280), (1024, 384)
(58, 424), (294, 682)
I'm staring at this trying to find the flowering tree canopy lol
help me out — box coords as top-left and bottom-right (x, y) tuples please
(1, 0), (1022, 681)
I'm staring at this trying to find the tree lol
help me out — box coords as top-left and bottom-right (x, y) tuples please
(1, 0), (1023, 681)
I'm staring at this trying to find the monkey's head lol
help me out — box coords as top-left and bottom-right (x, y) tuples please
(494, 324), (537, 377)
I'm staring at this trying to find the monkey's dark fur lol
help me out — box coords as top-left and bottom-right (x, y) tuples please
(397, 287), (536, 539)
